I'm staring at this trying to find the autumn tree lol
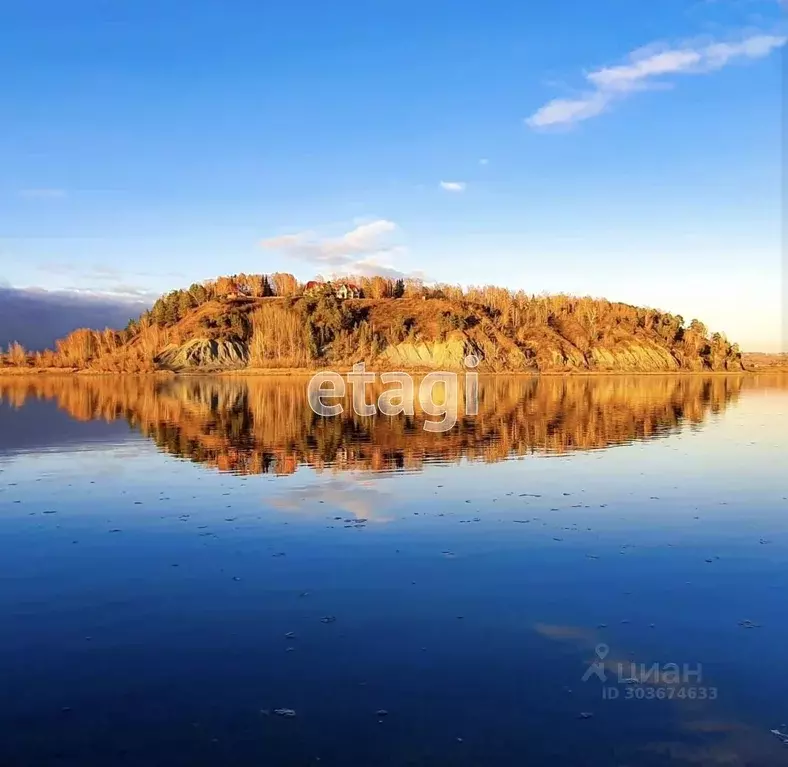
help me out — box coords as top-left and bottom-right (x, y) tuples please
(402, 278), (424, 298)
(270, 272), (298, 296)
(247, 274), (272, 297)
(189, 283), (209, 304)
(6, 342), (27, 366)
(178, 290), (197, 316)
(368, 276), (388, 299)
(215, 275), (238, 297)
(55, 329), (99, 366)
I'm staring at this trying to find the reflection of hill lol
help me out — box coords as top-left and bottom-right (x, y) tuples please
(0, 374), (760, 475)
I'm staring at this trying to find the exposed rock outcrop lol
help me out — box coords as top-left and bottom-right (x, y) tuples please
(155, 338), (248, 371)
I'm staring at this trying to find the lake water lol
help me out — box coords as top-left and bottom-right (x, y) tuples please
(1, 374), (787, 766)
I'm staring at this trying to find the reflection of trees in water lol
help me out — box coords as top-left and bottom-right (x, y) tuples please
(0, 374), (763, 475)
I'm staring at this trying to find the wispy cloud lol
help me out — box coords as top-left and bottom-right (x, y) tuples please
(261, 219), (396, 265)
(261, 219), (416, 279)
(34, 264), (161, 299)
(61, 284), (161, 300)
(340, 255), (424, 280)
(440, 181), (467, 192)
(18, 188), (67, 199)
(526, 32), (786, 128)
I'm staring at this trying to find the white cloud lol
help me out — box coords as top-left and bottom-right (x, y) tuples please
(333, 253), (420, 280)
(526, 91), (611, 128)
(526, 32), (787, 128)
(261, 219), (416, 279)
(261, 219), (396, 265)
(440, 181), (467, 192)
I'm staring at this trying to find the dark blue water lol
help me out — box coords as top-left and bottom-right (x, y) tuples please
(1, 375), (787, 766)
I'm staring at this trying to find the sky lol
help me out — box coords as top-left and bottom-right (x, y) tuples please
(0, 0), (785, 351)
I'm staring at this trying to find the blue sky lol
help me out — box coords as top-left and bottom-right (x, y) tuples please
(1, 0), (785, 350)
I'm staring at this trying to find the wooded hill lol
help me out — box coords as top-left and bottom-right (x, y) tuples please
(0, 272), (744, 373)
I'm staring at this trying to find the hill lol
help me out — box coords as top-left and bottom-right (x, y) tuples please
(0, 273), (744, 373)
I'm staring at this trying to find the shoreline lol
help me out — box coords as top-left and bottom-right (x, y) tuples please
(2, 366), (786, 377)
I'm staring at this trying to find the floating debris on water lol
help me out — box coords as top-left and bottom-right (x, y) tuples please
(320, 616), (337, 624)
(273, 708), (297, 718)
(738, 619), (761, 629)
(770, 728), (788, 745)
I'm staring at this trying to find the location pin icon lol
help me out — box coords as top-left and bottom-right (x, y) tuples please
(595, 643), (610, 660)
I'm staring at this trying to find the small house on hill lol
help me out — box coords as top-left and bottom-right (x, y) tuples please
(303, 280), (362, 299)
(304, 280), (323, 295)
(334, 282), (361, 299)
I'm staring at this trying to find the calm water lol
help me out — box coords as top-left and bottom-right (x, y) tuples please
(1, 374), (787, 766)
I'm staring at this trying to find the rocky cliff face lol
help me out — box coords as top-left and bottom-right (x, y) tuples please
(379, 336), (743, 372)
(152, 330), (744, 373)
(155, 339), (248, 371)
(380, 338), (484, 369)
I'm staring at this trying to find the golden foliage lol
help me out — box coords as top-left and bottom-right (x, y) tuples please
(248, 303), (313, 367)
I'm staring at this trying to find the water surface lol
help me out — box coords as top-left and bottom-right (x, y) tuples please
(1, 374), (787, 766)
